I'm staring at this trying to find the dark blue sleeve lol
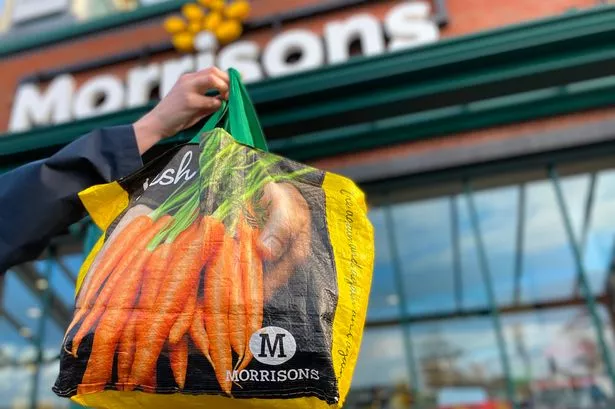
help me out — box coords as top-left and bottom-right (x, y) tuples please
(0, 125), (143, 273)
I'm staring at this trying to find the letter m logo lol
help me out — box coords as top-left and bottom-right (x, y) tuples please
(258, 333), (286, 358)
(250, 326), (296, 365)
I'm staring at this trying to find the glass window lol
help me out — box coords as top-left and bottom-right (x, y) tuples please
(456, 193), (491, 310)
(582, 170), (615, 295)
(503, 306), (615, 406)
(391, 197), (456, 316)
(3, 270), (43, 339)
(466, 185), (519, 307)
(359, 163), (615, 409)
(1, 253), (77, 408)
(38, 253), (81, 314)
(414, 317), (504, 399)
(37, 361), (69, 409)
(346, 327), (411, 409)
(366, 209), (400, 320)
(0, 318), (35, 408)
(521, 178), (580, 303)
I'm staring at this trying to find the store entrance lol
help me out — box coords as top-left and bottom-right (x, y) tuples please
(346, 153), (615, 409)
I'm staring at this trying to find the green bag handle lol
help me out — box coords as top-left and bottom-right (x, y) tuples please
(191, 68), (268, 151)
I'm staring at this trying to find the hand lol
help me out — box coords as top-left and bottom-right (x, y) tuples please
(257, 182), (311, 302)
(133, 67), (230, 154)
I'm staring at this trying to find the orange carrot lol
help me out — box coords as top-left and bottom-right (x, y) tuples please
(202, 214), (225, 265)
(76, 215), (151, 308)
(189, 300), (212, 367)
(117, 312), (137, 389)
(144, 370), (157, 392)
(130, 220), (215, 385)
(138, 242), (172, 310)
(169, 335), (189, 389)
(237, 225), (264, 372)
(129, 227), (193, 380)
(66, 216), (152, 339)
(70, 216), (172, 357)
(228, 225), (246, 370)
(80, 216), (173, 385)
(122, 239), (182, 392)
(204, 234), (234, 395)
(169, 288), (197, 345)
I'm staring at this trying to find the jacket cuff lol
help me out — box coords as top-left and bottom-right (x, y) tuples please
(102, 125), (143, 180)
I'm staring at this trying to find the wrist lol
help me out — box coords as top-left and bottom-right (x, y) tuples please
(133, 113), (165, 155)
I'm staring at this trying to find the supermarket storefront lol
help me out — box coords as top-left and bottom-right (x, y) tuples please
(3, 1), (615, 408)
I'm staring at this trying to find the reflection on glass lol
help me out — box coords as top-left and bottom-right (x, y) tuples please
(37, 254), (81, 316)
(414, 318), (503, 399)
(469, 186), (518, 307)
(37, 362), (69, 409)
(504, 306), (615, 407)
(456, 194), (490, 310)
(391, 197), (456, 315)
(521, 179), (578, 304)
(3, 271), (42, 339)
(0, 319), (35, 408)
(348, 167), (615, 408)
(347, 327), (410, 409)
(367, 209), (400, 320)
(2, 252), (79, 408)
(582, 170), (615, 295)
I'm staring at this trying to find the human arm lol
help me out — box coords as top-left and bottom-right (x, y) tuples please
(0, 126), (142, 272)
(0, 67), (230, 273)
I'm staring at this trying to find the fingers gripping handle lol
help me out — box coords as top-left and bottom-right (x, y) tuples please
(194, 68), (268, 152)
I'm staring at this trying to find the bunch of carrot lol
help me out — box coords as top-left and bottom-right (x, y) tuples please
(63, 129), (313, 396)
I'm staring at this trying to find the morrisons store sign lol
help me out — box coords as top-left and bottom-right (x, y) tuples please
(9, 1), (442, 132)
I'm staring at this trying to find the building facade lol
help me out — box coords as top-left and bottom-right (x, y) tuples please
(2, 0), (615, 408)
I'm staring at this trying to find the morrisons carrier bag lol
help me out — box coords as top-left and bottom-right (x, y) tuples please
(53, 68), (375, 409)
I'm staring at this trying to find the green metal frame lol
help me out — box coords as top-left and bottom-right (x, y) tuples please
(549, 167), (615, 386)
(384, 205), (420, 392)
(30, 248), (55, 409)
(513, 185), (525, 305)
(450, 197), (462, 310)
(464, 181), (517, 408)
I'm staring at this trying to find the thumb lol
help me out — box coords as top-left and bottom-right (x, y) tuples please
(258, 184), (292, 261)
(258, 207), (292, 261)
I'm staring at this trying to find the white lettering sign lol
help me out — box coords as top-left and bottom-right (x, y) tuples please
(386, 1), (439, 51)
(263, 29), (325, 77)
(325, 14), (385, 64)
(8, 1), (440, 132)
(9, 75), (74, 132)
(73, 75), (125, 119)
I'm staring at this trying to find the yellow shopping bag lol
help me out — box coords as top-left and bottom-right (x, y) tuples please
(53, 69), (374, 409)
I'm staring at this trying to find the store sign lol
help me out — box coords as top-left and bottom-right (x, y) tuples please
(12, 0), (68, 23)
(9, 1), (440, 132)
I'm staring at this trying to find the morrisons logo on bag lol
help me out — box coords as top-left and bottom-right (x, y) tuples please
(251, 326), (296, 365)
(226, 326), (320, 382)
